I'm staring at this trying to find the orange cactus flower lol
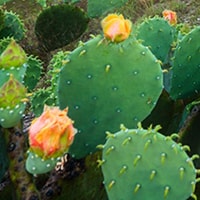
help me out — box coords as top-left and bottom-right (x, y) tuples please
(101, 13), (132, 42)
(29, 105), (76, 159)
(162, 10), (177, 25)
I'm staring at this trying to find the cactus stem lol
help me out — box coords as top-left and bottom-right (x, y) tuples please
(160, 152), (167, 164)
(105, 64), (111, 72)
(106, 131), (115, 139)
(106, 145), (115, 155)
(133, 183), (141, 193)
(108, 180), (115, 190)
(79, 49), (86, 56)
(163, 186), (170, 198)
(179, 167), (185, 179)
(119, 165), (127, 175)
(97, 159), (105, 167)
(122, 137), (131, 146)
(119, 46), (124, 53)
(149, 170), (156, 180)
(133, 154), (142, 167)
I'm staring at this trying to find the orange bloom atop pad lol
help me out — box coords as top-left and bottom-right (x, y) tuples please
(101, 13), (132, 42)
(29, 105), (76, 158)
(162, 10), (177, 25)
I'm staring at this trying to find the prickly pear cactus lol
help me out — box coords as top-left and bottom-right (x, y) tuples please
(0, 74), (27, 128)
(135, 17), (176, 65)
(58, 34), (163, 158)
(0, 38), (27, 87)
(0, 10), (25, 41)
(100, 123), (199, 200)
(23, 55), (42, 91)
(170, 26), (200, 100)
(26, 151), (59, 174)
(87, 0), (129, 18)
(35, 4), (89, 51)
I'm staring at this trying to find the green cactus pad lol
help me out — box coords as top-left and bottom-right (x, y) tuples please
(58, 35), (163, 158)
(136, 17), (175, 65)
(23, 55), (42, 91)
(35, 4), (89, 51)
(0, 102), (26, 128)
(101, 124), (198, 200)
(0, 11), (25, 41)
(25, 151), (59, 175)
(87, 0), (129, 18)
(170, 26), (200, 99)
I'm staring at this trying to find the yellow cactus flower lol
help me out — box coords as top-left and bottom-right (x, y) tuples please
(162, 10), (177, 25)
(29, 105), (76, 159)
(101, 13), (132, 42)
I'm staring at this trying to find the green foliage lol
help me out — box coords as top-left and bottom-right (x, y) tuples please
(0, 11), (25, 41)
(35, 4), (89, 51)
(58, 34), (163, 158)
(170, 26), (200, 100)
(101, 124), (198, 200)
(87, 0), (129, 18)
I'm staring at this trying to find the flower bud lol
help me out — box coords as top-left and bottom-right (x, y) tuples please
(101, 13), (132, 42)
(162, 10), (177, 25)
(29, 105), (76, 159)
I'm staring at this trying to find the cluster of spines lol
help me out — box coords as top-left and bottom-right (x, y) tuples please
(98, 123), (200, 200)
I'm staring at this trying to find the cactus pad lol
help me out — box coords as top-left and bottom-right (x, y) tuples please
(170, 26), (200, 99)
(136, 17), (175, 65)
(0, 11), (25, 41)
(87, 0), (129, 18)
(58, 35), (163, 158)
(25, 151), (59, 175)
(100, 124), (198, 200)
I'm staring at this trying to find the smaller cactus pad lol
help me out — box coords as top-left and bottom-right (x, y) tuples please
(25, 151), (59, 175)
(100, 124), (198, 200)
(170, 26), (200, 100)
(136, 17), (175, 65)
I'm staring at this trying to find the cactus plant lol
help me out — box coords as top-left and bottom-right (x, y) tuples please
(58, 34), (163, 158)
(100, 123), (199, 200)
(35, 4), (89, 51)
(135, 17), (176, 66)
(87, 0), (129, 18)
(170, 26), (200, 100)
(0, 10), (25, 41)
(0, 74), (27, 128)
